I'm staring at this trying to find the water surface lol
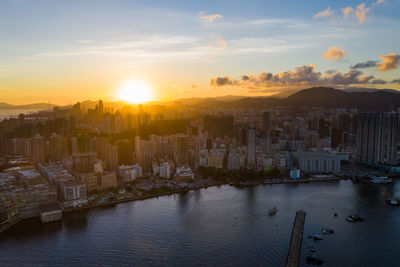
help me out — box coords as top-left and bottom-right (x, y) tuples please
(1, 180), (400, 266)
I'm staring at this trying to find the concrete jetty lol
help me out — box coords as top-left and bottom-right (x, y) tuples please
(285, 210), (306, 267)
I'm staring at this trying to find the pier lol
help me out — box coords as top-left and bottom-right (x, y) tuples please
(285, 210), (306, 267)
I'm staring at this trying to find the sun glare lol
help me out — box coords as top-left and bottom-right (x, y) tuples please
(117, 80), (153, 104)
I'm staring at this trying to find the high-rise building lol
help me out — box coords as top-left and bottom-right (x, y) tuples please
(98, 100), (104, 115)
(116, 139), (133, 165)
(176, 134), (189, 166)
(263, 111), (271, 152)
(49, 133), (67, 162)
(247, 126), (256, 167)
(31, 135), (47, 164)
(263, 111), (270, 137)
(72, 152), (96, 173)
(159, 162), (171, 178)
(5, 138), (31, 156)
(118, 164), (142, 182)
(105, 144), (119, 171)
(61, 180), (87, 208)
(318, 118), (329, 138)
(357, 112), (399, 165)
(92, 136), (109, 161)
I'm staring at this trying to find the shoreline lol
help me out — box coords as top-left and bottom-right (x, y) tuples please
(1, 176), (348, 234)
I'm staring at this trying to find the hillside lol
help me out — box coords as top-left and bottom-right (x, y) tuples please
(186, 87), (400, 111)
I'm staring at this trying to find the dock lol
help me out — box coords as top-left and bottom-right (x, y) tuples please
(39, 203), (62, 223)
(285, 210), (306, 267)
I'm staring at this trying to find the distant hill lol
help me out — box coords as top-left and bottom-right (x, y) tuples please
(343, 88), (400, 94)
(0, 102), (57, 110)
(281, 87), (400, 111)
(185, 87), (400, 111)
(3, 87), (400, 112)
(176, 95), (246, 106)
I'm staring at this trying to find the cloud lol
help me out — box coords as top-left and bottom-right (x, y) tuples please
(342, 6), (354, 17)
(325, 69), (338, 74)
(373, 0), (384, 6)
(210, 76), (237, 87)
(341, 1), (383, 23)
(325, 69), (374, 84)
(323, 47), (347, 60)
(314, 7), (334, 19)
(191, 84), (197, 88)
(391, 79), (400, 84)
(198, 12), (223, 22)
(355, 3), (371, 24)
(210, 65), (388, 90)
(350, 60), (378, 69)
(211, 35), (227, 49)
(371, 79), (387, 84)
(377, 53), (400, 71)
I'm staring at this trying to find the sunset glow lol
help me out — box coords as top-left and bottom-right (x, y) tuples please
(117, 80), (153, 104)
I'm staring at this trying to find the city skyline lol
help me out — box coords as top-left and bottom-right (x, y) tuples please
(1, 0), (400, 104)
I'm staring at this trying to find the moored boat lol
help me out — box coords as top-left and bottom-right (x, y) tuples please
(268, 207), (277, 215)
(346, 214), (364, 222)
(386, 198), (400, 206)
(306, 253), (324, 265)
(312, 234), (323, 240)
(321, 228), (334, 234)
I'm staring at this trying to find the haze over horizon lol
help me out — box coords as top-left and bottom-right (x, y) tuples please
(1, 0), (400, 105)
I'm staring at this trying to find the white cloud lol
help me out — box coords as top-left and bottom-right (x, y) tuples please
(314, 7), (334, 19)
(211, 35), (227, 49)
(342, 6), (354, 17)
(355, 3), (371, 24)
(198, 12), (223, 22)
(210, 65), (387, 89)
(377, 53), (400, 71)
(323, 47), (347, 60)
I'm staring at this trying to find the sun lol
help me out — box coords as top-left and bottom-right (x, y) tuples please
(117, 80), (153, 104)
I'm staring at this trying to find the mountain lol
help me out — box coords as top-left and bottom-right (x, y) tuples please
(3, 87), (400, 112)
(176, 95), (246, 106)
(281, 87), (400, 111)
(0, 102), (57, 110)
(184, 87), (400, 111)
(343, 88), (400, 94)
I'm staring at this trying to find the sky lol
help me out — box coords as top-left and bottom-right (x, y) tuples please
(0, 0), (400, 105)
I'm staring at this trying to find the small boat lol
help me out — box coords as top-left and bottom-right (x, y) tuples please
(321, 228), (334, 234)
(312, 234), (323, 240)
(268, 207), (277, 215)
(306, 253), (324, 265)
(386, 198), (400, 206)
(346, 214), (364, 222)
(307, 243), (314, 249)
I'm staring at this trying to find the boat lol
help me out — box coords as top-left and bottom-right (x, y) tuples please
(268, 207), (277, 215)
(307, 243), (314, 249)
(369, 175), (392, 184)
(321, 228), (334, 234)
(306, 253), (324, 265)
(346, 214), (364, 222)
(312, 234), (323, 240)
(386, 198), (400, 206)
